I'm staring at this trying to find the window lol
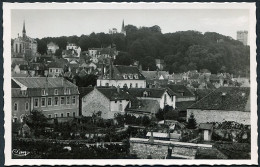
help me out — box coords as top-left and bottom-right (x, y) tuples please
(48, 97), (52, 106)
(130, 83), (132, 88)
(73, 112), (76, 117)
(54, 97), (59, 106)
(123, 74), (127, 79)
(34, 98), (39, 107)
(14, 103), (18, 111)
(49, 69), (52, 73)
(13, 117), (18, 123)
(61, 113), (63, 117)
(72, 96), (76, 104)
(67, 113), (70, 117)
(135, 83), (138, 88)
(66, 96), (70, 105)
(60, 97), (65, 105)
(105, 83), (109, 87)
(119, 103), (123, 111)
(129, 74), (133, 79)
(66, 88), (71, 95)
(134, 74), (139, 79)
(41, 98), (46, 107)
(25, 102), (29, 111)
(54, 89), (58, 95)
(48, 114), (52, 118)
(20, 114), (24, 122)
(56, 69), (58, 73)
(54, 114), (58, 118)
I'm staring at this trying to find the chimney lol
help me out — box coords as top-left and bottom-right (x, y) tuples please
(101, 63), (104, 78)
(139, 64), (142, 72)
(109, 59), (113, 79)
(221, 92), (226, 103)
(117, 85), (120, 93)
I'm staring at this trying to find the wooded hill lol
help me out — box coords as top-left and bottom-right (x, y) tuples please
(35, 25), (250, 76)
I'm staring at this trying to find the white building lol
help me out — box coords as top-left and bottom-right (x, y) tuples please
(47, 42), (59, 54)
(97, 65), (147, 88)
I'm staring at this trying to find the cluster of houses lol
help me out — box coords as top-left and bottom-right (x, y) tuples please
(11, 22), (251, 139)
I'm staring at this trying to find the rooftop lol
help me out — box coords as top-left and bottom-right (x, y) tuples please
(12, 77), (77, 88)
(188, 87), (250, 111)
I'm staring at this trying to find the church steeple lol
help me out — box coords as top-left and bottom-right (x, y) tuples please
(121, 20), (126, 35)
(22, 20), (26, 38)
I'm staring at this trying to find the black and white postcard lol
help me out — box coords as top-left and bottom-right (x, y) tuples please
(3, 2), (257, 165)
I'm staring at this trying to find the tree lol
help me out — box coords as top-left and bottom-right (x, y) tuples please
(114, 52), (133, 66)
(54, 49), (62, 58)
(187, 113), (197, 129)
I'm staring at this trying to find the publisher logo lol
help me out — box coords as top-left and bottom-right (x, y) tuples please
(12, 149), (30, 157)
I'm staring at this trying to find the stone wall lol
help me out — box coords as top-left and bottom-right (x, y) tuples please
(187, 109), (250, 125)
(130, 142), (169, 159)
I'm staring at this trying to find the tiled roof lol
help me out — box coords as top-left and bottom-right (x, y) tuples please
(194, 89), (215, 100)
(12, 80), (21, 88)
(47, 61), (64, 69)
(163, 84), (195, 97)
(110, 65), (146, 80)
(80, 87), (134, 101)
(13, 77), (77, 88)
(98, 88), (132, 101)
(127, 88), (168, 98)
(176, 101), (196, 111)
(126, 99), (160, 112)
(188, 87), (250, 111)
(79, 87), (94, 98)
(142, 71), (169, 80)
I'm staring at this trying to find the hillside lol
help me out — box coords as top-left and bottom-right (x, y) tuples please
(35, 25), (250, 76)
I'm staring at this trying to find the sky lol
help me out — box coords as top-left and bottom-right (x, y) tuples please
(11, 9), (249, 39)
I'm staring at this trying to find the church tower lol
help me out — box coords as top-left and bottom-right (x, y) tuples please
(22, 20), (26, 38)
(121, 20), (126, 35)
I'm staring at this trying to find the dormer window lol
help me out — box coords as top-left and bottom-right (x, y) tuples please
(143, 91), (148, 97)
(65, 88), (71, 95)
(134, 74), (139, 79)
(42, 89), (46, 96)
(54, 89), (58, 95)
(129, 74), (133, 79)
(123, 74), (128, 79)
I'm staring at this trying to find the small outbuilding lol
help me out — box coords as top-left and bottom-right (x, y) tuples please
(199, 123), (213, 141)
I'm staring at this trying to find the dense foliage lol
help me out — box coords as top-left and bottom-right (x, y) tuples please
(35, 25), (250, 76)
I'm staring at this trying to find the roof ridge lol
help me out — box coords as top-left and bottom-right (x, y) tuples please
(189, 88), (218, 108)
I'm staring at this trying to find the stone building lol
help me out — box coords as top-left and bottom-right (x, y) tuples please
(12, 77), (79, 122)
(127, 88), (176, 109)
(187, 87), (250, 125)
(80, 87), (133, 119)
(237, 30), (248, 45)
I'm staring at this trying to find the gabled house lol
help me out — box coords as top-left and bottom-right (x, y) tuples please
(187, 87), (250, 125)
(142, 70), (170, 88)
(125, 99), (160, 118)
(47, 42), (59, 54)
(12, 77), (79, 122)
(97, 65), (146, 88)
(80, 87), (133, 119)
(126, 88), (176, 109)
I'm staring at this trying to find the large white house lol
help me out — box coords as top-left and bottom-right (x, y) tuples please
(97, 65), (147, 88)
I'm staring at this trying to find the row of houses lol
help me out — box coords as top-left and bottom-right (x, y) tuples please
(11, 75), (250, 126)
